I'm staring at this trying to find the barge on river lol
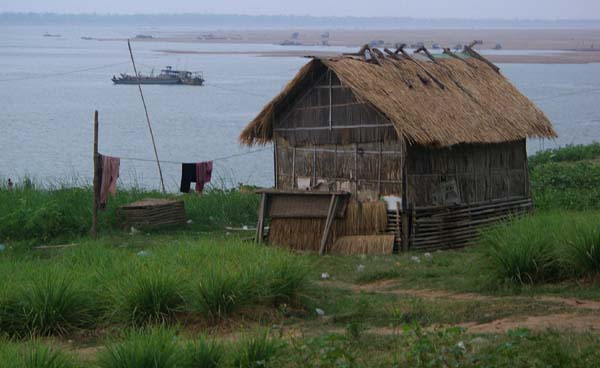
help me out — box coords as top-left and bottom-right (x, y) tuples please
(112, 66), (204, 85)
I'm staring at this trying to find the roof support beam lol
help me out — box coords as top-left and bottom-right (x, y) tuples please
(443, 48), (478, 69)
(464, 45), (500, 73)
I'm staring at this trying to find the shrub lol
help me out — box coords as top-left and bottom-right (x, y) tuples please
(114, 269), (185, 326)
(529, 142), (600, 168)
(194, 269), (257, 321)
(183, 336), (225, 368)
(232, 331), (282, 368)
(0, 275), (95, 337)
(97, 327), (181, 368)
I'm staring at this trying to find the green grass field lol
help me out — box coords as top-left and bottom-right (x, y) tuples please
(1, 143), (600, 367)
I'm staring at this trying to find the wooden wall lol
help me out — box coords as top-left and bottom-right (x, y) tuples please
(405, 140), (530, 207)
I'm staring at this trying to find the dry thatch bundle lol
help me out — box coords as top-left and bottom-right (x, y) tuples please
(268, 200), (388, 253)
(330, 235), (395, 255)
(240, 55), (556, 147)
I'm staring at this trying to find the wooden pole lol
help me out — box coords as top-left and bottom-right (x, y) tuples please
(319, 194), (339, 255)
(91, 110), (100, 238)
(127, 39), (167, 194)
(255, 192), (267, 244)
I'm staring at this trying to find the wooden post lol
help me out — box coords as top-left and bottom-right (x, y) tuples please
(401, 208), (409, 252)
(255, 193), (267, 244)
(91, 110), (100, 238)
(319, 194), (338, 255)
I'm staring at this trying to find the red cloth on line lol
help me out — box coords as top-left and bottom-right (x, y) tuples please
(100, 155), (120, 207)
(195, 161), (213, 194)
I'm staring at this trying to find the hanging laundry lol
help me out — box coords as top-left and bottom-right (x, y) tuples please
(180, 163), (197, 193)
(195, 161), (213, 195)
(180, 161), (213, 194)
(100, 155), (120, 208)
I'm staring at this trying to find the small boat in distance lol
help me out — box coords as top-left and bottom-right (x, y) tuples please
(112, 66), (205, 86)
(43, 33), (61, 38)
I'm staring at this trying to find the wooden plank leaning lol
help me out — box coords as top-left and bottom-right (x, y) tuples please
(319, 194), (339, 255)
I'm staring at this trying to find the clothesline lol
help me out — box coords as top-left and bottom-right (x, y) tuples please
(99, 147), (271, 165)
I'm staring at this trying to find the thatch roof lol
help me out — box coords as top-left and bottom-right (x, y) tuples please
(240, 51), (557, 147)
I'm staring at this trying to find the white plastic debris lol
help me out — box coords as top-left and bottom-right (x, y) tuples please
(410, 256), (421, 263)
(356, 264), (365, 273)
(320, 272), (330, 280)
(137, 250), (150, 257)
(186, 219), (193, 224)
(129, 226), (139, 235)
(315, 308), (325, 316)
(242, 225), (249, 230)
(456, 341), (466, 351)
(424, 252), (432, 258)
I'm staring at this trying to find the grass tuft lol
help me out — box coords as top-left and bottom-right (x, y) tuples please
(194, 268), (257, 321)
(232, 331), (282, 368)
(266, 257), (311, 305)
(115, 269), (185, 326)
(0, 339), (79, 368)
(97, 326), (180, 368)
(183, 336), (225, 368)
(0, 274), (95, 337)
(480, 215), (560, 286)
(562, 225), (600, 277)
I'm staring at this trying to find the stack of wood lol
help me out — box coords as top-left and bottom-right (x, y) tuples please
(119, 199), (187, 229)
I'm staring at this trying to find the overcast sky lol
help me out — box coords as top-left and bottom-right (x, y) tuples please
(1, 0), (598, 19)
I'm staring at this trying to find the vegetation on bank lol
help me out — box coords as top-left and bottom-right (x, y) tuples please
(529, 142), (600, 210)
(1, 143), (600, 366)
(0, 185), (259, 243)
(0, 239), (310, 339)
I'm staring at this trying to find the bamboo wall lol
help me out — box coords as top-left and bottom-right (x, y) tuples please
(405, 140), (529, 207)
(273, 69), (397, 146)
(275, 137), (404, 196)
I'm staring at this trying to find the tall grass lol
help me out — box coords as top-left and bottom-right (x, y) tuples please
(97, 327), (181, 368)
(0, 240), (311, 335)
(480, 212), (600, 286)
(0, 185), (259, 243)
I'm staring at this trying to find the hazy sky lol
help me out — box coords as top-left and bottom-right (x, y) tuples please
(1, 0), (598, 19)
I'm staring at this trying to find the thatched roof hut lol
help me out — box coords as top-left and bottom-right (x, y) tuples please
(241, 46), (556, 253)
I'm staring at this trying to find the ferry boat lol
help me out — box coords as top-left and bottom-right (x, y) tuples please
(112, 66), (204, 86)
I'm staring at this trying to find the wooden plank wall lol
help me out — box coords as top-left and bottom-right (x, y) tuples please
(406, 140), (529, 207)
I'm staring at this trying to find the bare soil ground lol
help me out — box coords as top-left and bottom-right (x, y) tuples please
(330, 279), (600, 333)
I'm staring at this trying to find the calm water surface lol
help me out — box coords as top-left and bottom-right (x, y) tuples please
(1, 26), (599, 190)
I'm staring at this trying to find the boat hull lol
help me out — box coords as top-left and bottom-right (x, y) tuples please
(112, 78), (182, 85)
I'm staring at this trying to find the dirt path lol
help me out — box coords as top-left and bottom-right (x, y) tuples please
(326, 279), (600, 311)
(322, 279), (600, 332)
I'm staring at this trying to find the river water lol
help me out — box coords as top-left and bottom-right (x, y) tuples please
(1, 25), (599, 190)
